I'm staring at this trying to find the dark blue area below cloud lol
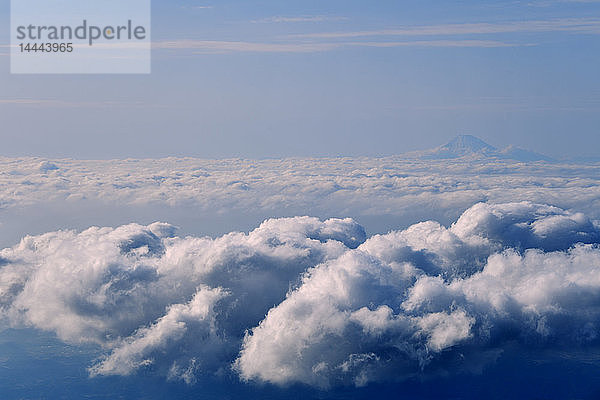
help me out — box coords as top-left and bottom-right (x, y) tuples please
(2, 329), (600, 400)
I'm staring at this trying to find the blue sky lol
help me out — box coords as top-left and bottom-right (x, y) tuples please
(0, 0), (599, 159)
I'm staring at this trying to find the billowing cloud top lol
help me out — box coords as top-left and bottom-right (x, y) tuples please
(1, 202), (600, 387)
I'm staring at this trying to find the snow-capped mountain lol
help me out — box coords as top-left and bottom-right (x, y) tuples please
(408, 134), (554, 162)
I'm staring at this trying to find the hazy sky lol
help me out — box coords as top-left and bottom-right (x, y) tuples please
(0, 0), (599, 159)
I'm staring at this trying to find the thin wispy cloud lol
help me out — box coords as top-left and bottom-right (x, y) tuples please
(0, 99), (70, 106)
(251, 15), (349, 23)
(291, 17), (600, 39)
(529, 0), (600, 6)
(153, 39), (520, 54)
(0, 99), (172, 108)
(180, 5), (213, 9)
(153, 40), (340, 53)
(353, 40), (519, 48)
(150, 17), (592, 55)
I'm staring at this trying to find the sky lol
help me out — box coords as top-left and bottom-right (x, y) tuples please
(0, 0), (599, 159)
(3, 3), (600, 397)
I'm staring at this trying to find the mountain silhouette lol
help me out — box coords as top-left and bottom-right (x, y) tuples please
(409, 134), (553, 162)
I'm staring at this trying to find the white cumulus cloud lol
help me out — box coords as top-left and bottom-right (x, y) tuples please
(1, 202), (600, 388)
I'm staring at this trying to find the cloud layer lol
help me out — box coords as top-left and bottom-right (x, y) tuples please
(2, 202), (600, 387)
(2, 157), (600, 226)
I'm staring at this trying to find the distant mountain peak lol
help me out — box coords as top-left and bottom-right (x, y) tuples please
(439, 135), (497, 155)
(407, 134), (554, 162)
